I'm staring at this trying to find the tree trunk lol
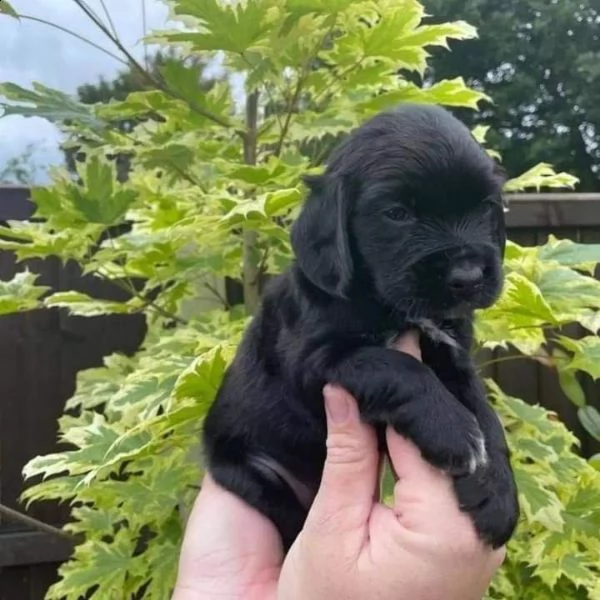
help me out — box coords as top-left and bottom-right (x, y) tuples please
(242, 91), (261, 315)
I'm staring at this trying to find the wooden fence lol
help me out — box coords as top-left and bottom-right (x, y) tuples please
(1, 186), (600, 599)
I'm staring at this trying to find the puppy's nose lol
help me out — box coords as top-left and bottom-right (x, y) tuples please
(447, 264), (484, 297)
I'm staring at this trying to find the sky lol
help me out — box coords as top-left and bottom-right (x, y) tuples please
(0, 0), (174, 183)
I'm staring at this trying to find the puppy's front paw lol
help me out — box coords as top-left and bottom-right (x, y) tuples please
(454, 457), (520, 548)
(396, 403), (488, 476)
(465, 420), (489, 474)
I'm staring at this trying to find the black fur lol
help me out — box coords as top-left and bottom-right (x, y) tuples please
(203, 103), (520, 552)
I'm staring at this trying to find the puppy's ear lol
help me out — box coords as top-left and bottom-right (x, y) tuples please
(290, 173), (353, 298)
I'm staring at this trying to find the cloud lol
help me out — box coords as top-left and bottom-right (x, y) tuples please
(0, 0), (170, 182)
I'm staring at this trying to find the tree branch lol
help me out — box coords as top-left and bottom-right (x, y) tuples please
(71, 0), (236, 131)
(0, 502), (79, 543)
(273, 20), (339, 157)
(95, 230), (189, 325)
(98, 0), (119, 39)
(18, 14), (128, 66)
(95, 270), (189, 326)
(204, 282), (230, 310)
(242, 91), (261, 315)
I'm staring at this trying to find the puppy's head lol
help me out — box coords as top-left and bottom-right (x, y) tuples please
(291, 103), (507, 320)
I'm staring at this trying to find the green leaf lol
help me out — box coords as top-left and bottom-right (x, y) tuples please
(286, 0), (352, 13)
(559, 554), (599, 590)
(471, 124), (490, 144)
(97, 89), (187, 121)
(558, 335), (600, 380)
(157, 0), (274, 53)
(537, 267), (600, 323)
(158, 59), (208, 104)
(0, 1), (19, 18)
(265, 187), (303, 215)
(578, 406), (600, 441)
(0, 270), (50, 314)
(504, 163), (579, 192)
(359, 78), (491, 114)
(380, 460), (396, 506)
(398, 20), (478, 51)
(538, 235), (600, 273)
(476, 271), (557, 354)
(172, 344), (231, 403)
(225, 159), (295, 186)
(69, 155), (138, 224)
(43, 291), (145, 317)
(158, 62), (234, 125)
(470, 124), (502, 160)
(222, 196), (268, 221)
(125, 517), (182, 599)
(47, 530), (133, 600)
(556, 367), (587, 408)
(487, 379), (557, 437)
(0, 220), (101, 262)
(140, 141), (196, 174)
(0, 81), (102, 128)
(515, 467), (564, 531)
(288, 110), (358, 142)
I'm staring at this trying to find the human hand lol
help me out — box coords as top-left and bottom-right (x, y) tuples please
(170, 470), (282, 600)
(172, 331), (505, 600)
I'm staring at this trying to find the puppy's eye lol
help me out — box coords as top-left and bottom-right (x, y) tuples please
(384, 207), (411, 222)
(482, 195), (503, 211)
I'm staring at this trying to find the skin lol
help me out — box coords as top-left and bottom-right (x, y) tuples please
(172, 331), (505, 600)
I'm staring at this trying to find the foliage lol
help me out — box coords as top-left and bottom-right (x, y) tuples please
(471, 237), (600, 598)
(0, 269), (50, 314)
(484, 380), (600, 600)
(0, 0), (18, 18)
(0, 1), (599, 599)
(66, 49), (216, 180)
(423, 0), (600, 191)
(474, 235), (600, 450)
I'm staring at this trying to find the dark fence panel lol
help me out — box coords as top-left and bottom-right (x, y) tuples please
(1, 187), (600, 598)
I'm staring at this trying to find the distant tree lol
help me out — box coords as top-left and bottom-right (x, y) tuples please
(423, 0), (600, 190)
(64, 50), (216, 180)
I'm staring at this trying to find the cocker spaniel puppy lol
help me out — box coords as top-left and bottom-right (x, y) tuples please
(203, 103), (520, 552)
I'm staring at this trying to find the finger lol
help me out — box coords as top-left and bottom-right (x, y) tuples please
(386, 430), (480, 544)
(386, 430), (453, 499)
(302, 385), (378, 551)
(173, 473), (282, 598)
(391, 329), (422, 361)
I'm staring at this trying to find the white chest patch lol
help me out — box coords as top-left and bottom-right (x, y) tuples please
(385, 318), (461, 352)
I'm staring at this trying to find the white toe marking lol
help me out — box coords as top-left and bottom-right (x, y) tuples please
(468, 429), (488, 473)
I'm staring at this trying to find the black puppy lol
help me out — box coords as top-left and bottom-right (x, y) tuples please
(203, 103), (520, 552)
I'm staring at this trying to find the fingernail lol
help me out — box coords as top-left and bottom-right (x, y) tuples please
(324, 385), (351, 425)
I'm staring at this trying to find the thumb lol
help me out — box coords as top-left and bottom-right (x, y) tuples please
(302, 385), (378, 550)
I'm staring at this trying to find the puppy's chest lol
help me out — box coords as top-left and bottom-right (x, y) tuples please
(361, 318), (461, 357)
